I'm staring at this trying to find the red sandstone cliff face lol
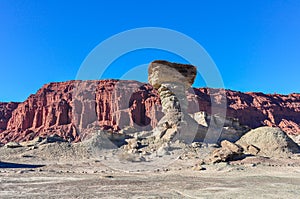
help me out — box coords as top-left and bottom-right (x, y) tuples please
(0, 80), (162, 143)
(0, 102), (19, 132)
(192, 88), (300, 135)
(0, 80), (299, 144)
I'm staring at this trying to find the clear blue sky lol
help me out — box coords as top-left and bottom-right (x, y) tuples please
(1, 0), (300, 102)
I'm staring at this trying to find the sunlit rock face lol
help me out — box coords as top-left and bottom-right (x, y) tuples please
(148, 60), (206, 143)
(0, 60), (299, 144)
(0, 80), (163, 144)
(148, 60), (196, 114)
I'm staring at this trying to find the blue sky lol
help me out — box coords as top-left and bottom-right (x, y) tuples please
(1, 0), (300, 102)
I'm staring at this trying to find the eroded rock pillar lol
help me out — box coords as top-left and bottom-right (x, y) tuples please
(148, 60), (203, 143)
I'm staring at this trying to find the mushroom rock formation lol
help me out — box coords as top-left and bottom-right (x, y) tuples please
(148, 60), (207, 143)
(1, 68), (299, 144)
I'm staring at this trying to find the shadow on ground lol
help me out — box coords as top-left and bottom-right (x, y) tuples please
(0, 161), (45, 168)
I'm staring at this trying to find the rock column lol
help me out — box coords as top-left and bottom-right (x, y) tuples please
(148, 60), (203, 143)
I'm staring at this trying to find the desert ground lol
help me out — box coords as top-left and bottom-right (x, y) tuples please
(1, 140), (300, 199)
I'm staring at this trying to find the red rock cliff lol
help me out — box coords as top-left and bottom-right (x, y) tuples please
(0, 80), (299, 144)
(192, 88), (300, 135)
(0, 102), (19, 132)
(0, 80), (162, 143)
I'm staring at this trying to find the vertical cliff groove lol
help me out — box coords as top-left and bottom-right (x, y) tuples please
(0, 80), (299, 144)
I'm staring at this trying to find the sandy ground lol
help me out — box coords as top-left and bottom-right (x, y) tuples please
(1, 162), (300, 199)
(1, 143), (300, 198)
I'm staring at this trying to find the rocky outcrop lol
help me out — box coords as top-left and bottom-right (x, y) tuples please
(0, 80), (161, 144)
(236, 127), (300, 158)
(148, 60), (196, 113)
(206, 126), (300, 163)
(148, 60), (204, 142)
(0, 79), (299, 144)
(193, 88), (300, 135)
(206, 140), (244, 163)
(0, 102), (19, 132)
(190, 112), (250, 143)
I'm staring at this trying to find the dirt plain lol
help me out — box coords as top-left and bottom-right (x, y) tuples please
(1, 142), (300, 199)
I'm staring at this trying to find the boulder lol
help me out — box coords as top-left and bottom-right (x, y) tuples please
(221, 140), (243, 153)
(208, 148), (237, 163)
(206, 140), (244, 163)
(236, 127), (300, 158)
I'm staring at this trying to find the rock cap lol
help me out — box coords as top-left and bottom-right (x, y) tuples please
(148, 60), (197, 89)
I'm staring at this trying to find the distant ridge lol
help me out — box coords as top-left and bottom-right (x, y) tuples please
(0, 79), (299, 144)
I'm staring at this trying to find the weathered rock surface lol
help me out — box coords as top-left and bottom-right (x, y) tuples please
(80, 130), (124, 151)
(149, 60), (205, 143)
(148, 60), (197, 91)
(0, 102), (19, 132)
(148, 60), (196, 112)
(197, 89), (300, 135)
(201, 127), (300, 164)
(0, 79), (299, 144)
(236, 127), (300, 158)
(4, 141), (22, 148)
(206, 140), (244, 163)
(0, 80), (161, 144)
(221, 140), (243, 154)
(190, 112), (250, 142)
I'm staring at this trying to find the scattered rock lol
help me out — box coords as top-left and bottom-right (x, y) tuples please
(192, 164), (206, 171)
(5, 142), (22, 148)
(38, 134), (67, 145)
(20, 136), (43, 147)
(26, 145), (38, 150)
(206, 140), (244, 164)
(124, 138), (140, 150)
(221, 140), (243, 154)
(141, 150), (150, 155)
(21, 155), (35, 158)
(208, 148), (233, 163)
(206, 126), (300, 164)
(156, 143), (171, 157)
(191, 142), (202, 148)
